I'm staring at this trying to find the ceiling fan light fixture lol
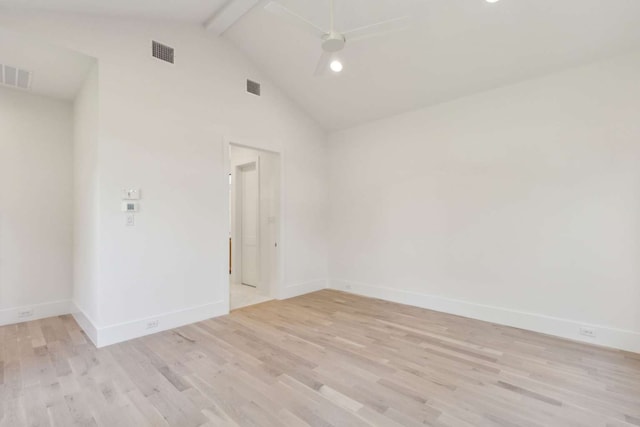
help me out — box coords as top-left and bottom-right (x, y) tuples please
(330, 60), (343, 73)
(322, 33), (346, 52)
(264, 0), (411, 77)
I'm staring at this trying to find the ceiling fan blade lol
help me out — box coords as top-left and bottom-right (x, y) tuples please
(264, 1), (327, 38)
(314, 51), (333, 76)
(343, 16), (410, 42)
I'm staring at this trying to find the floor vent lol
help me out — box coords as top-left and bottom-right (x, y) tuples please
(152, 41), (175, 64)
(247, 79), (261, 96)
(0, 64), (31, 90)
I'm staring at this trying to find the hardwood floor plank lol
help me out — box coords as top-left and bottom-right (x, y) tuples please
(1, 290), (639, 426)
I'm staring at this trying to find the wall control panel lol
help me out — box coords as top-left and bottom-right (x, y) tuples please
(122, 201), (139, 212)
(122, 188), (142, 226)
(122, 189), (141, 200)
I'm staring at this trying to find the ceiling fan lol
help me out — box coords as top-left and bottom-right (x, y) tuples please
(264, 0), (410, 76)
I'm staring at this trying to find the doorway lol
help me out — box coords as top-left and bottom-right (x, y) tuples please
(228, 144), (281, 310)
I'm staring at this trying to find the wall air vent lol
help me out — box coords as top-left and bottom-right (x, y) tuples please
(0, 64), (32, 90)
(152, 41), (175, 64)
(247, 79), (261, 96)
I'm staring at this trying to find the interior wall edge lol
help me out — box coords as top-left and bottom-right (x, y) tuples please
(94, 300), (227, 348)
(71, 302), (99, 347)
(329, 279), (640, 354)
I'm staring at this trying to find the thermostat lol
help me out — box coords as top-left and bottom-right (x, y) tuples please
(122, 189), (141, 200)
(122, 202), (139, 212)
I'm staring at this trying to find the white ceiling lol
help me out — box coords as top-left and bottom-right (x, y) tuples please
(0, 0), (228, 22)
(226, 0), (640, 130)
(1, 0), (640, 129)
(0, 28), (95, 100)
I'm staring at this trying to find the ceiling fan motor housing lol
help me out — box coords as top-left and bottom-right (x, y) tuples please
(322, 33), (346, 52)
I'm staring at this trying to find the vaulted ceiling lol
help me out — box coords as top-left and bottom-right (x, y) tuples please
(2, 0), (640, 130)
(0, 0), (229, 23)
(226, 0), (640, 130)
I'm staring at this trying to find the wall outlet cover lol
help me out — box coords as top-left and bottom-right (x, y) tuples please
(579, 327), (596, 338)
(18, 309), (34, 318)
(146, 320), (159, 330)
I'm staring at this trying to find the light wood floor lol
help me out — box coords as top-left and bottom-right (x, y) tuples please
(230, 283), (272, 310)
(1, 290), (639, 427)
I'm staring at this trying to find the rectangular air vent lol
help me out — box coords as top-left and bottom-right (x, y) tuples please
(0, 64), (31, 90)
(152, 41), (175, 64)
(247, 79), (261, 96)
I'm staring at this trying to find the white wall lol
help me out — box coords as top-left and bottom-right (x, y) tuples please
(0, 87), (73, 324)
(73, 63), (100, 336)
(0, 12), (328, 346)
(329, 51), (640, 352)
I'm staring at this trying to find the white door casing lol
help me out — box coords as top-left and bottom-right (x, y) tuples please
(227, 142), (282, 307)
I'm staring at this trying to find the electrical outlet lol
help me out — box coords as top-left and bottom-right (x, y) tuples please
(579, 327), (596, 338)
(18, 309), (34, 319)
(146, 320), (159, 330)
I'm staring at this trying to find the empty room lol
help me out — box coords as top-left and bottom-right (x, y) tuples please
(0, 0), (639, 426)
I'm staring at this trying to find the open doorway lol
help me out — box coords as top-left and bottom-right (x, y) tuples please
(228, 144), (281, 310)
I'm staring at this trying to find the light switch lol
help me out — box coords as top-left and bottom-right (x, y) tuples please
(126, 214), (135, 227)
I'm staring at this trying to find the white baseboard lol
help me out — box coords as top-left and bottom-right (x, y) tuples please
(90, 300), (227, 348)
(330, 279), (640, 354)
(279, 279), (328, 300)
(71, 304), (99, 346)
(0, 300), (72, 327)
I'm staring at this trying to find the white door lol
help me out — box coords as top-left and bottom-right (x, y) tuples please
(240, 161), (259, 287)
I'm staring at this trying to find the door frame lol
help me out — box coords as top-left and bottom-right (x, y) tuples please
(222, 137), (284, 312)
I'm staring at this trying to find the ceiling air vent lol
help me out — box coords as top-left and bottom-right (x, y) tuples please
(152, 41), (175, 64)
(0, 64), (31, 90)
(247, 79), (261, 96)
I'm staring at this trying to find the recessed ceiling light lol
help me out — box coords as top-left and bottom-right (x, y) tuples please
(486, 0), (500, 3)
(330, 60), (343, 73)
